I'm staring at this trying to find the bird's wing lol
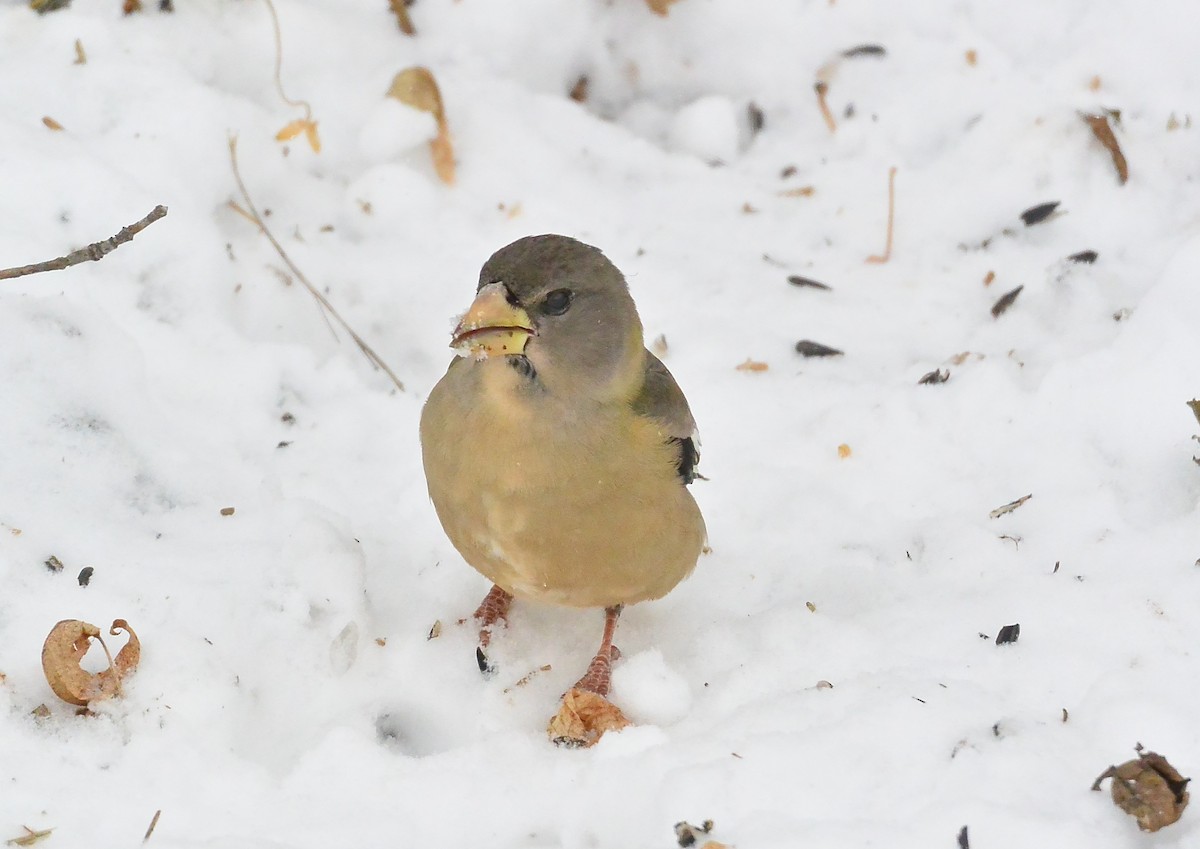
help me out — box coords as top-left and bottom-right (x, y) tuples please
(630, 351), (701, 484)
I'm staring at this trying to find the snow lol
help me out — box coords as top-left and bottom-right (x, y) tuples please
(1, 0), (1198, 847)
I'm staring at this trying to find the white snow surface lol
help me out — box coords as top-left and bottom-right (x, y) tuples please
(2, 1), (1199, 847)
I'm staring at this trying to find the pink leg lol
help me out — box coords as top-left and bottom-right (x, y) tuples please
(472, 584), (513, 675)
(572, 605), (623, 697)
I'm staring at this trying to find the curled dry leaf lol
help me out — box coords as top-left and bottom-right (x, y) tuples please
(1092, 747), (1190, 832)
(547, 687), (631, 747)
(1082, 112), (1128, 184)
(275, 119), (321, 153)
(41, 618), (140, 706)
(387, 66), (455, 185)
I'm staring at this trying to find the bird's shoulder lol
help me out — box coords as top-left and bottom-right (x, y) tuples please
(629, 350), (701, 484)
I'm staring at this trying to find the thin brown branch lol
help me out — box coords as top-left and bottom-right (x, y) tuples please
(866, 166), (897, 264)
(142, 810), (162, 844)
(263, 0), (311, 119)
(227, 136), (405, 392)
(0, 205), (167, 280)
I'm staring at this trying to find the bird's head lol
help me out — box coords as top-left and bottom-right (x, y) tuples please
(451, 235), (644, 397)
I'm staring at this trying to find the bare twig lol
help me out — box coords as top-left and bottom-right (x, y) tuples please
(263, 0), (311, 120)
(866, 166), (897, 263)
(227, 137), (405, 392)
(0, 205), (167, 281)
(142, 810), (162, 844)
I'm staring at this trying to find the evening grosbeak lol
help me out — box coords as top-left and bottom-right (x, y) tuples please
(420, 235), (706, 696)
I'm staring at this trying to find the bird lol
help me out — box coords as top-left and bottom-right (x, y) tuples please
(419, 234), (706, 698)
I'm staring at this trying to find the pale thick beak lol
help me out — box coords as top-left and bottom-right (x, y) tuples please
(450, 282), (535, 360)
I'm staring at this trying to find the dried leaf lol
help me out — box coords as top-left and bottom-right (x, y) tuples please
(123, 0), (142, 14)
(837, 443), (852, 459)
(990, 493), (1032, 518)
(645, 0), (681, 16)
(1188, 399), (1200, 427)
(1020, 201), (1060, 226)
(965, 49), (977, 66)
(41, 618), (140, 706)
(990, 285), (1024, 318)
(387, 66), (445, 120)
(387, 67), (455, 184)
(1093, 747), (1190, 832)
(918, 369), (950, 385)
(736, 358), (768, 372)
(957, 825), (970, 849)
(73, 39), (86, 65)
(303, 120), (321, 153)
(77, 566), (93, 586)
(275, 119), (307, 142)
(547, 687), (631, 747)
(42, 116), (64, 132)
(1068, 249), (1098, 264)
(795, 339), (843, 358)
(777, 185), (815, 198)
(983, 270), (995, 286)
(1083, 112), (1128, 184)
(44, 555), (63, 573)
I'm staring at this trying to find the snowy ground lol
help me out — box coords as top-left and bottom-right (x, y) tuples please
(2, 1), (1199, 847)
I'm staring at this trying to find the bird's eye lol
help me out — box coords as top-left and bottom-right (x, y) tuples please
(541, 288), (574, 316)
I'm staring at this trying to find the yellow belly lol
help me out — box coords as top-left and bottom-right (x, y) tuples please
(420, 359), (706, 608)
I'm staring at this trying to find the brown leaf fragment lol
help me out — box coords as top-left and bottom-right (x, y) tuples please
(6, 826), (54, 847)
(736, 358), (768, 372)
(568, 75), (589, 103)
(219, 506), (235, 516)
(387, 0), (415, 35)
(30, 703), (51, 719)
(995, 623), (1020, 644)
(1020, 201), (1060, 226)
(990, 493), (1032, 518)
(303, 120), (321, 154)
(123, 0), (142, 14)
(1082, 112), (1128, 184)
(41, 618), (140, 706)
(275, 119), (307, 143)
(918, 368), (950, 385)
(1068, 249), (1098, 263)
(388, 67), (455, 184)
(837, 443), (852, 459)
(645, 0), (681, 16)
(983, 270), (995, 286)
(965, 49), (977, 66)
(1188, 399), (1200, 427)
(547, 687), (631, 747)
(42, 116), (64, 132)
(795, 339), (843, 358)
(44, 555), (64, 573)
(787, 274), (831, 290)
(426, 619), (442, 640)
(990, 285), (1023, 318)
(73, 39), (86, 64)
(842, 44), (886, 58)
(777, 185), (815, 198)
(1093, 747), (1190, 832)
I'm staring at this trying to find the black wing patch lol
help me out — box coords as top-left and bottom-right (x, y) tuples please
(671, 436), (700, 485)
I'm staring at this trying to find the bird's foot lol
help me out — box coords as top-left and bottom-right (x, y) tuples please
(471, 584), (513, 675)
(571, 644), (621, 697)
